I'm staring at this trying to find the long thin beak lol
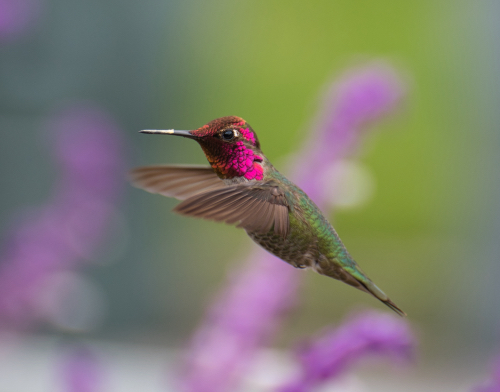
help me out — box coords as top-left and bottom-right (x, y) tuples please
(139, 129), (198, 139)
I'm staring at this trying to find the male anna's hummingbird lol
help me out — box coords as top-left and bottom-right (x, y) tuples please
(130, 116), (405, 316)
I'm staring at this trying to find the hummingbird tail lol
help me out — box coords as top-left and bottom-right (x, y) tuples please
(315, 260), (406, 316)
(357, 279), (406, 317)
(380, 298), (406, 317)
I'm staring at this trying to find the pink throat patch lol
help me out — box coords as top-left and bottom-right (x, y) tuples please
(213, 141), (264, 180)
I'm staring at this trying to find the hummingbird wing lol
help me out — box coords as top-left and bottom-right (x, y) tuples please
(129, 165), (225, 200)
(173, 182), (290, 238)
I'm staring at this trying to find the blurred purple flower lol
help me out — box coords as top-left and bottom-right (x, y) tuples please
(60, 346), (104, 392)
(0, 104), (125, 329)
(179, 62), (407, 392)
(474, 357), (500, 392)
(179, 251), (300, 392)
(0, 0), (41, 42)
(277, 311), (415, 392)
(292, 62), (406, 207)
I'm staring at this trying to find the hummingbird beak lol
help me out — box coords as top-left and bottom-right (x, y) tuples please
(139, 129), (198, 139)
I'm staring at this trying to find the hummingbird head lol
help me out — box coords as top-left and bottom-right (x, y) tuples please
(142, 116), (265, 180)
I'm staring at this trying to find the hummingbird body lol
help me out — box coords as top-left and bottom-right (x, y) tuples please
(131, 116), (404, 316)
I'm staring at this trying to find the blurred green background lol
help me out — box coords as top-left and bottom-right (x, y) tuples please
(1, 0), (499, 389)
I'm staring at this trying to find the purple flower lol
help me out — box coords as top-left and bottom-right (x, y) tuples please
(277, 311), (415, 392)
(179, 251), (301, 392)
(0, 0), (41, 42)
(179, 62), (407, 392)
(292, 61), (405, 209)
(0, 103), (125, 330)
(474, 357), (500, 392)
(60, 346), (104, 392)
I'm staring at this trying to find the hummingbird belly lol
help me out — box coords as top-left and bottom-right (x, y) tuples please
(246, 228), (319, 269)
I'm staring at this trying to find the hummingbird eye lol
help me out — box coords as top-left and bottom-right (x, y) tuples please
(222, 129), (238, 141)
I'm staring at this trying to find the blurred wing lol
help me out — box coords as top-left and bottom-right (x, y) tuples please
(174, 182), (290, 238)
(129, 165), (225, 200)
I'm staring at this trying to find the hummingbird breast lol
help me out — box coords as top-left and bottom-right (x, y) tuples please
(246, 211), (320, 269)
(247, 230), (318, 269)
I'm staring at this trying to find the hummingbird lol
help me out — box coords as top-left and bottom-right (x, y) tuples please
(130, 116), (405, 316)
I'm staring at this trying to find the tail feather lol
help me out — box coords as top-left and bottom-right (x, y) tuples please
(314, 257), (406, 316)
(357, 278), (406, 317)
(381, 298), (406, 317)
